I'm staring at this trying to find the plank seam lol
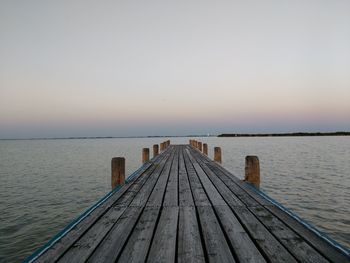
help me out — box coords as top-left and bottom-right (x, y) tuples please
(183, 146), (209, 263)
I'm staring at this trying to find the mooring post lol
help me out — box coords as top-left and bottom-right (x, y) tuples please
(198, 142), (203, 152)
(111, 157), (125, 189)
(244, 156), (260, 188)
(203, 143), (208, 155)
(160, 142), (164, 151)
(214, 147), (222, 163)
(153, 144), (159, 158)
(142, 148), (150, 163)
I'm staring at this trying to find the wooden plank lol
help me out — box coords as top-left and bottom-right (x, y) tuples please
(177, 206), (205, 263)
(163, 146), (179, 206)
(196, 206), (236, 263)
(188, 149), (244, 207)
(195, 150), (296, 262)
(214, 205), (266, 263)
(265, 206), (350, 263)
(183, 148), (211, 206)
(147, 207), (179, 262)
(232, 206), (297, 263)
(185, 149), (227, 206)
(87, 206), (143, 263)
(194, 147), (349, 262)
(205, 162), (262, 207)
(204, 158), (272, 206)
(178, 146), (195, 207)
(117, 207), (160, 263)
(34, 162), (154, 263)
(58, 206), (127, 263)
(114, 153), (168, 206)
(130, 147), (174, 207)
(146, 147), (176, 207)
(58, 155), (169, 262)
(249, 206), (328, 263)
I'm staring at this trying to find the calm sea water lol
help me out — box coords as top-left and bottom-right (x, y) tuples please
(0, 137), (349, 262)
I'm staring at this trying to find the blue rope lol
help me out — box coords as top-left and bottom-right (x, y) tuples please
(245, 183), (350, 256)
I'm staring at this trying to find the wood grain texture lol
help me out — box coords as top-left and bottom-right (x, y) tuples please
(32, 145), (349, 263)
(147, 207), (179, 263)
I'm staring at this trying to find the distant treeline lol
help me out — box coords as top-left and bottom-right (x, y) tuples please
(218, 132), (350, 137)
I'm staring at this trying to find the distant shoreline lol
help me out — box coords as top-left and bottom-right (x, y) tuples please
(1, 132), (349, 140)
(218, 132), (350, 137)
(0, 135), (211, 141)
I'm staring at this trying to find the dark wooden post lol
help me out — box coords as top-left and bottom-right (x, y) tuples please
(142, 148), (150, 164)
(160, 142), (164, 151)
(244, 156), (260, 188)
(203, 143), (208, 155)
(198, 142), (203, 152)
(111, 157), (125, 189)
(214, 147), (222, 163)
(153, 144), (159, 158)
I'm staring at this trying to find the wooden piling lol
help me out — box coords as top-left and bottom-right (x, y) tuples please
(198, 142), (202, 151)
(142, 148), (150, 164)
(153, 144), (159, 158)
(160, 142), (164, 151)
(111, 157), (125, 189)
(214, 147), (222, 163)
(244, 156), (260, 188)
(203, 143), (208, 155)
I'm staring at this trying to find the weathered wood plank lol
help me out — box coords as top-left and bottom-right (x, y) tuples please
(34, 161), (155, 263)
(117, 207), (160, 263)
(178, 147), (195, 207)
(147, 207), (179, 262)
(185, 149), (227, 206)
(249, 206), (329, 263)
(204, 158), (272, 206)
(232, 206), (297, 263)
(177, 206), (205, 263)
(57, 155), (169, 262)
(87, 206), (143, 263)
(114, 153), (168, 206)
(183, 148), (211, 206)
(58, 206), (127, 263)
(196, 206), (236, 263)
(205, 162), (263, 207)
(214, 205), (266, 263)
(188, 149), (244, 207)
(193, 147), (349, 262)
(32, 145), (348, 263)
(266, 205), (350, 263)
(163, 146), (179, 206)
(146, 147), (176, 207)
(130, 147), (174, 207)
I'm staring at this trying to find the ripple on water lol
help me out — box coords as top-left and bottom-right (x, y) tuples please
(0, 137), (349, 262)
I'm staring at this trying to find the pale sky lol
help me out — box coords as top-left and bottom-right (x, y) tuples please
(1, 0), (349, 138)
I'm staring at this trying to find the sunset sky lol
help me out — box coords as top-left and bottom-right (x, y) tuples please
(1, 0), (349, 138)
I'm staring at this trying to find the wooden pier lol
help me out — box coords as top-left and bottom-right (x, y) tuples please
(28, 143), (349, 263)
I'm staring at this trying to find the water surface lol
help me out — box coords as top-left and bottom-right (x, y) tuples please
(0, 137), (349, 262)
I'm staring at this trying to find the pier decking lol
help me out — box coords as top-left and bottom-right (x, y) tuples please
(29, 144), (349, 263)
